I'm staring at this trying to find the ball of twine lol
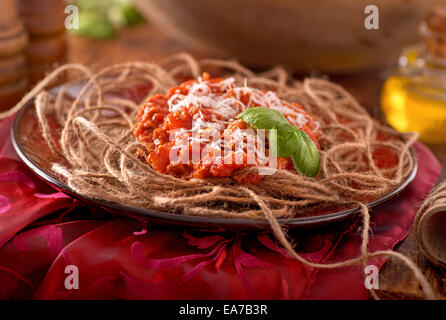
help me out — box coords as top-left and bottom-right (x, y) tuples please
(416, 181), (446, 269)
(0, 53), (436, 299)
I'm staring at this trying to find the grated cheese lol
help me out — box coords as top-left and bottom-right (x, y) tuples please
(166, 76), (314, 166)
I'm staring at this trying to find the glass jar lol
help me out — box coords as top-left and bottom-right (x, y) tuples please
(381, 7), (446, 144)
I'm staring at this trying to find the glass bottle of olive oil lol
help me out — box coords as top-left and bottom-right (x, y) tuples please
(381, 7), (446, 144)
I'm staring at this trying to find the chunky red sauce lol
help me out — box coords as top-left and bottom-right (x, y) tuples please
(133, 73), (320, 184)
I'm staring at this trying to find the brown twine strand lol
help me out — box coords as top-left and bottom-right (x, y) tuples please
(0, 53), (436, 299)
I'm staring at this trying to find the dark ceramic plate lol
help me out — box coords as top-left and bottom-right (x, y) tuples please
(11, 101), (418, 231)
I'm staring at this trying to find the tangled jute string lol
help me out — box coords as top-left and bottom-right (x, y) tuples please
(0, 53), (435, 299)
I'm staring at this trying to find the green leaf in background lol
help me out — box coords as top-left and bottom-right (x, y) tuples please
(121, 3), (145, 26)
(72, 11), (116, 39)
(71, 0), (144, 39)
(237, 107), (320, 177)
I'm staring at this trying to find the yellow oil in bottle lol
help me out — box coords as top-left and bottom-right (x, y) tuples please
(380, 34), (446, 144)
(381, 74), (446, 144)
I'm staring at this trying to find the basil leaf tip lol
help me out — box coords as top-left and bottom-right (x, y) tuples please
(237, 107), (320, 177)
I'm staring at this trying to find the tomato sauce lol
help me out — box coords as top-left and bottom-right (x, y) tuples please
(133, 73), (321, 184)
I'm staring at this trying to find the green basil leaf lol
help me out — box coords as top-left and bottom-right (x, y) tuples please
(275, 124), (298, 157)
(269, 128), (279, 158)
(290, 130), (321, 177)
(237, 107), (288, 130)
(238, 108), (294, 156)
(237, 107), (320, 177)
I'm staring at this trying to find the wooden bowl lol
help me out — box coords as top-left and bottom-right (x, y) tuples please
(134, 0), (444, 73)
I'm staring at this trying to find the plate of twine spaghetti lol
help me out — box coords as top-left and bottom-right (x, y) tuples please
(8, 53), (417, 231)
(5, 53), (437, 300)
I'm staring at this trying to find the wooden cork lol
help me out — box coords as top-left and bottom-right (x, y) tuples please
(415, 182), (446, 269)
(0, 0), (28, 111)
(427, 5), (446, 35)
(425, 5), (446, 60)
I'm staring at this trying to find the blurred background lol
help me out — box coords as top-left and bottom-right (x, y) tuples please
(1, 0), (446, 143)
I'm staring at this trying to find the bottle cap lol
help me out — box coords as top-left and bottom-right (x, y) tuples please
(427, 5), (446, 34)
(424, 6), (446, 60)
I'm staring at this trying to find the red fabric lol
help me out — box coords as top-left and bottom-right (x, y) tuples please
(0, 116), (441, 300)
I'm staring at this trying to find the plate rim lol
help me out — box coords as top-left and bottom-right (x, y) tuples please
(11, 101), (418, 230)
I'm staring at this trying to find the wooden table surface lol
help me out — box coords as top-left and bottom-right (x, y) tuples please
(66, 23), (446, 299)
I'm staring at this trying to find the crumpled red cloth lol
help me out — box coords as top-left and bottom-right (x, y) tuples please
(0, 116), (441, 300)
